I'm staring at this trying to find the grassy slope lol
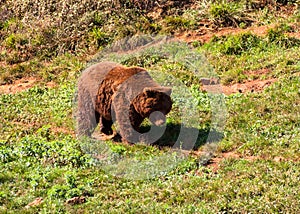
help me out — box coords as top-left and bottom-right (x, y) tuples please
(1, 0), (300, 213)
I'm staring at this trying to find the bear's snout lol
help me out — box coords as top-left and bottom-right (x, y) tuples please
(149, 111), (166, 126)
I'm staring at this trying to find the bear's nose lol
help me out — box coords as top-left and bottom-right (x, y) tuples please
(149, 111), (166, 126)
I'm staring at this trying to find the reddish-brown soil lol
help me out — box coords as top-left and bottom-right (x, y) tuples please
(205, 151), (257, 173)
(0, 77), (56, 94)
(51, 126), (75, 136)
(177, 19), (300, 44)
(221, 78), (277, 95)
(92, 131), (116, 141)
(220, 68), (277, 95)
(176, 24), (277, 44)
(0, 77), (38, 94)
(0, 73), (276, 96)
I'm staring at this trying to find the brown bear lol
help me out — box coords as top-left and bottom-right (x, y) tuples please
(76, 61), (172, 144)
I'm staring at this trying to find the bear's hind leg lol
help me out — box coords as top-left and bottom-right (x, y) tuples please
(100, 117), (113, 135)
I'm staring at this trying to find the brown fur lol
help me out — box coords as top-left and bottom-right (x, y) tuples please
(95, 66), (146, 121)
(76, 61), (172, 143)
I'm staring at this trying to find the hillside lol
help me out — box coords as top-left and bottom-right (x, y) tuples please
(0, 0), (300, 212)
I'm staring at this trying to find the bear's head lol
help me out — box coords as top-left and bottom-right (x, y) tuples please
(133, 87), (172, 126)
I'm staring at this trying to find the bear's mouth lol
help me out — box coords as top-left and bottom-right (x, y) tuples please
(149, 111), (166, 126)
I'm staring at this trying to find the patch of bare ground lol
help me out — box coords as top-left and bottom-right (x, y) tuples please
(177, 22), (300, 45)
(200, 75), (276, 95)
(0, 77), (37, 94)
(287, 31), (300, 39)
(92, 131), (116, 141)
(221, 78), (277, 95)
(176, 24), (276, 44)
(0, 77), (56, 94)
(243, 68), (271, 76)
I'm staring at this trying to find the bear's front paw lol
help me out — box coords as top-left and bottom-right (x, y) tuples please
(111, 133), (122, 142)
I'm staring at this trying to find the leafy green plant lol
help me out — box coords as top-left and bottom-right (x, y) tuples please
(209, 33), (262, 55)
(266, 25), (300, 48)
(4, 33), (28, 49)
(162, 16), (195, 33)
(209, 2), (243, 27)
(89, 28), (111, 48)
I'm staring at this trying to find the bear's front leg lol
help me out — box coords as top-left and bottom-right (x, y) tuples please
(129, 108), (144, 133)
(114, 110), (142, 144)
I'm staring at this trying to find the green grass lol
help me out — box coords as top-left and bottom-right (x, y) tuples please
(222, 76), (300, 157)
(202, 27), (300, 84)
(1, 41), (299, 212)
(1, 0), (300, 213)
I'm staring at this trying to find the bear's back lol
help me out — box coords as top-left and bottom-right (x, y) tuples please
(78, 61), (120, 107)
(104, 66), (146, 87)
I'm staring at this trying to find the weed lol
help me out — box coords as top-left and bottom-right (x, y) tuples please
(161, 16), (195, 33)
(266, 26), (300, 48)
(208, 33), (262, 55)
(89, 28), (111, 48)
(208, 1), (253, 27)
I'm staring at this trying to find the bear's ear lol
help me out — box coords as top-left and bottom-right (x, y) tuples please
(161, 87), (172, 96)
(143, 87), (172, 96)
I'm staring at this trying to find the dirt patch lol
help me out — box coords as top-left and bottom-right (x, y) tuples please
(205, 152), (240, 173)
(0, 77), (56, 94)
(92, 131), (116, 141)
(177, 24), (276, 44)
(221, 78), (276, 95)
(177, 22), (300, 45)
(0, 77), (38, 94)
(287, 31), (300, 39)
(178, 25), (281, 95)
(200, 76), (276, 95)
(51, 126), (75, 136)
